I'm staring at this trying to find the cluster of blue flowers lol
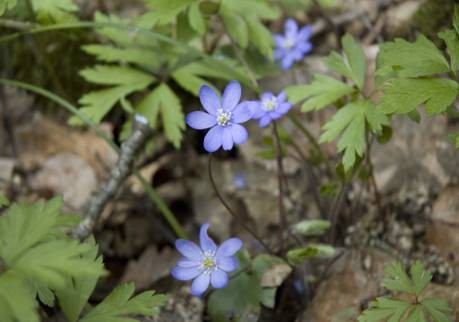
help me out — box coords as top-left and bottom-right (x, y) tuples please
(171, 19), (312, 297)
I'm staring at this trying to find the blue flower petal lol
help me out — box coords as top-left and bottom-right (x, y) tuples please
(285, 18), (298, 38)
(203, 126), (223, 152)
(222, 80), (241, 111)
(216, 238), (243, 257)
(273, 34), (285, 47)
(171, 266), (202, 281)
(200, 223), (217, 254)
(211, 270), (229, 289)
(259, 115), (272, 128)
(222, 127), (234, 150)
(186, 111), (217, 130)
(199, 85), (221, 115)
(177, 258), (201, 267)
(232, 103), (254, 123)
(281, 54), (295, 70)
(230, 124), (248, 145)
(277, 92), (287, 103)
(277, 102), (292, 114)
(217, 256), (239, 272)
(298, 41), (312, 54)
(175, 240), (203, 259)
(298, 25), (312, 40)
(191, 273), (210, 297)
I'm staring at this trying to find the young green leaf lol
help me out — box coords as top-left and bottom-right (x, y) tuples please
(0, 194), (9, 206)
(438, 29), (459, 72)
(406, 305), (427, 322)
(220, 6), (249, 48)
(382, 262), (414, 295)
(188, 2), (206, 35)
(78, 283), (168, 322)
(146, 0), (196, 25)
(285, 75), (355, 112)
(422, 298), (453, 322)
(410, 261), (432, 296)
(287, 244), (335, 264)
(82, 45), (160, 69)
(291, 219), (331, 236)
(0, 271), (39, 322)
(80, 66), (155, 86)
(377, 35), (449, 78)
(246, 16), (274, 59)
(357, 297), (412, 322)
(320, 100), (388, 171)
(136, 83), (185, 148)
(221, 0), (279, 20)
(324, 34), (367, 89)
(0, 197), (62, 264)
(378, 78), (458, 116)
(31, 0), (79, 24)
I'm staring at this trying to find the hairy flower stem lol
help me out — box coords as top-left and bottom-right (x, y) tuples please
(207, 155), (275, 255)
(272, 121), (288, 253)
(72, 117), (152, 240)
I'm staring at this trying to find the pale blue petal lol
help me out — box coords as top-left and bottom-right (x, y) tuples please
(281, 54), (295, 70)
(277, 92), (287, 103)
(211, 270), (229, 289)
(171, 266), (201, 281)
(203, 126), (223, 152)
(230, 124), (248, 145)
(175, 240), (203, 259)
(274, 49), (284, 60)
(277, 102), (292, 114)
(177, 258), (201, 267)
(222, 127), (234, 150)
(232, 103), (253, 123)
(259, 115), (272, 127)
(274, 34), (285, 47)
(270, 111), (284, 120)
(200, 223), (217, 254)
(199, 85), (221, 115)
(298, 41), (312, 53)
(191, 273), (210, 297)
(252, 104), (266, 119)
(186, 111), (217, 129)
(298, 25), (312, 40)
(216, 238), (243, 257)
(285, 19), (298, 38)
(217, 256), (239, 272)
(222, 80), (241, 111)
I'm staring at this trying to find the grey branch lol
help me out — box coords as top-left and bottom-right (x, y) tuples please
(71, 115), (151, 240)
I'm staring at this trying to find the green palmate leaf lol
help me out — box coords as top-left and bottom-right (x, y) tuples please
(220, 5), (249, 48)
(285, 75), (355, 112)
(324, 34), (366, 89)
(410, 261), (432, 296)
(439, 29), (459, 71)
(357, 297), (412, 322)
(82, 45), (160, 69)
(291, 219), (331, 236)
(246, 16), (274, 58)
(0, 197), (62, 263)
(377, 35), (449, 78)
(171, 65), (212, 96)
(0, 271), (39, 322)
(12, 239), (106, 290)
(0, 0), (17, 16)
(56, 238), (104, 322)
(287, 244), (335, 264)
(146, 0), (196, 25)
(73, 66), (155, 124)
(221, 0), (278, 20)
(378, 78), (459, 116)
(79, 283), (168, 322)
(422, 298), (453, 322)
(136, 83), (185, 148)
(80, 65), (155, 86)
(188, 2), (206, 35)
(382, 262), (414, 294)
(31, 0), (79, 24)
(407, 305), (427, 322)
(320, 100), (388, 171)
(33, 280), (55, 307)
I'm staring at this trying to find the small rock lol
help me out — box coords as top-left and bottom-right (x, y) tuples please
(149, 287), (204, 322)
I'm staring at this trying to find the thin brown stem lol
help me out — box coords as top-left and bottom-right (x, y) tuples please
(207, 155), (275, 255)
(365, 132), (382, 212)
(272, 121), (288, 253)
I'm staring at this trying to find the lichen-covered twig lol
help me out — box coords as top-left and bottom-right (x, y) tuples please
(71, 115), (150, 240)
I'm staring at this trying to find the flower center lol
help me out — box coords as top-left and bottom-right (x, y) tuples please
(262, 98), (277, 111)
(216, 109), (232, 126)
(284, 37), (295, 49)
(202, 257), (215, 269)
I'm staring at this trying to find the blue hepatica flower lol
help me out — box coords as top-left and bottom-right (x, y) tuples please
(171, 223), (243, 297)
(186, 81), (253, 153)
(274, 19), (313, 70)
(252, 91), (293, 127)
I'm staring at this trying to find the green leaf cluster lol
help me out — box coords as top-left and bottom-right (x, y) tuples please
(358, 261), (453, 322)
(0, 0), (78, 23)
(208, 252), (287, 322)
(0, 198), (167, 322)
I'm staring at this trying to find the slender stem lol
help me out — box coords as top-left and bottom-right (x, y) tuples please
(207, 155), (275, 255)
(328, 182), (345, 243)
(289, 140), (326, 218)
(365, 132), (382, 212)
(272, 121), (288, 253)
(287, 114), (333, 176)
